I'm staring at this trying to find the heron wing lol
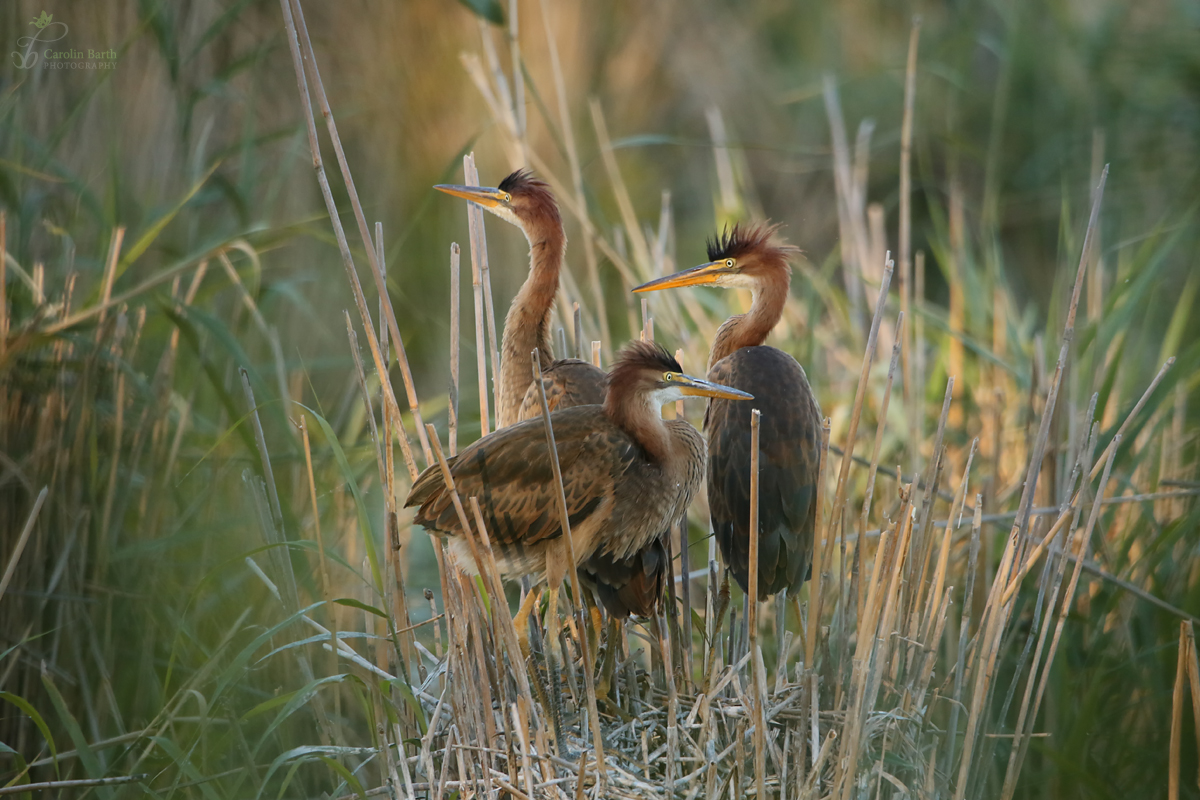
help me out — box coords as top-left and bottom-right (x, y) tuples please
(517, 358), (607, 422)
(706, 346), (822, 598)
(406, 406), (635, 548)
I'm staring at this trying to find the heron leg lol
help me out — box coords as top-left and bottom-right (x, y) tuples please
(544, 581), (573, 758)
(775, 588), (788, 643)
(513, 585), (541, 662)
(595, 617), (620, 701)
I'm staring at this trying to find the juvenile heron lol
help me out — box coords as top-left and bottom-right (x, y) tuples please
(634, 224), (822, 600)
(435, 171), (670, 626)
(405, 341), (750, 740)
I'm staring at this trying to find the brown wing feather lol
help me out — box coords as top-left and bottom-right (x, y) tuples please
(578, 534), (667, 618)
(514, 358), (684, 617)
(405, 406), (637, 549)
(707, 346), (822, 599)
(517, 358), (607, 422)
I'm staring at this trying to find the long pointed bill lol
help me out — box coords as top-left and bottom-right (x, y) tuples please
(433, 184), (506, 209)
(672, 373), (753, 401)
(633, 261), (731, 293)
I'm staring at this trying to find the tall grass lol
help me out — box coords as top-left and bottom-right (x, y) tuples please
(1, 0), (1197, 797)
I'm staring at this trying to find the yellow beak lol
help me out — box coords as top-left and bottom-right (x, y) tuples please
(433, 184), (506, 209)
(671, 373), (753, 401)
(633, 261), (732, 293)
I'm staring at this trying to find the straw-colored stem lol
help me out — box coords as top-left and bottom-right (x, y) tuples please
(278, 0), (422, 484)
(449, 243), (461, 455)
(899, 17), (921, 444)
(1171, 622), (1187, 800)
(286, 0), (433, 467)
(804, 419), (832, 670)
(829, 259), (894, 543)
(531, 350), (606, 773)
(748, 409), (767, 800)
(468, 202), (492, 436)
(464, 155), (503, 423)
(0, 487), (48, 607)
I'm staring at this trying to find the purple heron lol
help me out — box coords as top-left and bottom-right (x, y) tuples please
(405, 341), (750, 736)
(435, 171), (670, 626)
(634, 224), (822, 600)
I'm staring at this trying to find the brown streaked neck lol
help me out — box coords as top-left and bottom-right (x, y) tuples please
(604, 387), (673, 465)
(708, 266), (789, 369)
(498, 227), (565, 428)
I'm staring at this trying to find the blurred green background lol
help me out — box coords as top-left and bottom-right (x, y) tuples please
(1, 0), (1198, 797)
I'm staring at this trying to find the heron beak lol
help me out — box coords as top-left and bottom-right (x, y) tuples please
(633, 261), (731, 293)
(672, 373), (753, 401)
(434, 184), (506, 209)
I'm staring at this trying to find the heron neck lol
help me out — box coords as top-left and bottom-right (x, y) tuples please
(605, 393), (672, 465)
(498, 228), (564, 427)
(708, 269), (789, 368)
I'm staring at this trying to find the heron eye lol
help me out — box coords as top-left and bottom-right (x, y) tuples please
(664, 373), (674, 382)
(725, 259), (734, 268)
(504, 193), (512, 202)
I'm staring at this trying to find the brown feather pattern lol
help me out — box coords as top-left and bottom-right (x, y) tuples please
(406, 342), (705, 593)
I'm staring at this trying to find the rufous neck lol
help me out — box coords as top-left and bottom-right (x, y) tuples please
(604, 391), (671, 464)
(497, 229), (565, 427)
(708, 268), (789, 368)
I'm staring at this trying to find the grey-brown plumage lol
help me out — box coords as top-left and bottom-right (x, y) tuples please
(436, 170), (665, 618)
(706, 347), (821, 596)
(517, 358), (666, 618)
(517, 358), (607, 422)
(405, 341), (747, 594)
(635, 223), (823, 600)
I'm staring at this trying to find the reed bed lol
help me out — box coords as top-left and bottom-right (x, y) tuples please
(1, 1), (1198, 798)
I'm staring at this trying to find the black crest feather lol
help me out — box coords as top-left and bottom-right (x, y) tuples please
(705, 222), (789, 262)
(610, 340), (681, 380)
(497, 168), (542, 193)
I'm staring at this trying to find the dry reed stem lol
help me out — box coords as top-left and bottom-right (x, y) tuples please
(467, 204), (493, 437)
(0, 212), (5, 356)
(95, 227), (125, 334)
(536, 0), (609, 353)
(346, 317), (386, 487)
(589, 99), (653, 278)
(1171, 614), (1188, 800)
(822, 77), (868, 333)
(997, 421), (1100, 799)
(279, 0), (425, 488)
(469, 497), (539, 711)
(999, 358), (1173, 606)
(288, 0), (433, 468)
(945, 496), (984, 772)
(449, 243), (461, 456)
(1003, 440), (1119, 797)
(748, 409), (767, 800)
(0, 486), (47, 606)
(829, 258), (894, 541)
(804, 419), (832, 671)
(296, 415), (335, 651)
(899, 17), (921, 448)
(531, 351), (606, 775)
(464, 155), (503, 426)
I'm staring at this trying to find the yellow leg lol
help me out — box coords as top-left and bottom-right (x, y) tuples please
(543, 581), (573, 757)
(513, 586), (541, 662)
(596, 617), (620, 701)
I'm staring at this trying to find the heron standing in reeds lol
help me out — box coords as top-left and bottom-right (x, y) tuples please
(635, 224), (822, 604)
(435, 171), (671, 692)
(405, 340), (750, 748)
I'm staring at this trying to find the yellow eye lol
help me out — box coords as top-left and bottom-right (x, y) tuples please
(504, 193), (512, 202)
(725, 259), (734, 268)
(664, 373), (674, 381)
